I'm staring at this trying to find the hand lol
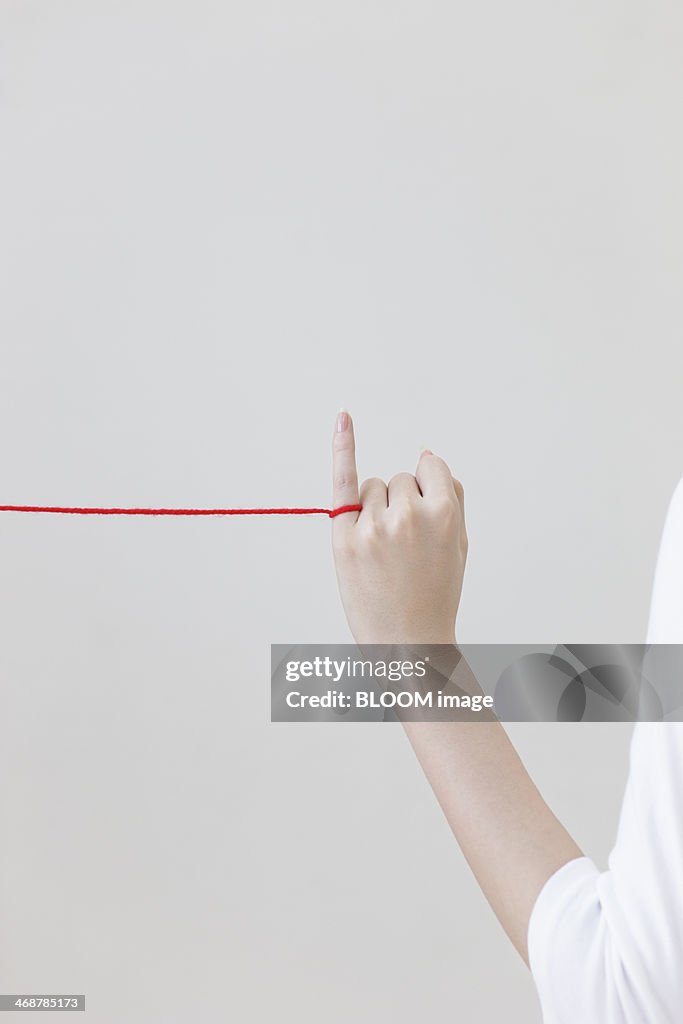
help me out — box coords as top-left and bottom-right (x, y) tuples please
(331, 411), (468, 646)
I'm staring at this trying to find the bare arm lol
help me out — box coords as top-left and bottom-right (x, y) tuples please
(402, 719), (581, 961)
(331, 411), (582, 963)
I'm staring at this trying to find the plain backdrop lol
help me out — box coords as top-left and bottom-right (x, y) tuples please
(1, 2), (683, 1021)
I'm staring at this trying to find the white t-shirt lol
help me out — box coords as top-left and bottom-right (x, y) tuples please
(528, 478), (683, 1024)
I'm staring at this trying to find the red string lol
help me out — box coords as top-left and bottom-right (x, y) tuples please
(0, 503), (362, 519)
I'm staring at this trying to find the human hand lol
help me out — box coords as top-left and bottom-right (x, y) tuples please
(331, 411), (468, 646)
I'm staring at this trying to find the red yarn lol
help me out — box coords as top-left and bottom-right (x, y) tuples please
(0, 504), (362, 518)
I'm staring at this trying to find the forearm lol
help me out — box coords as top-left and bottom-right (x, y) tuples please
(402, 716), (582, 963)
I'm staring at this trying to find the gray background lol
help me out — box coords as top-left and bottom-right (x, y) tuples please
(1, 2), (682, 1021)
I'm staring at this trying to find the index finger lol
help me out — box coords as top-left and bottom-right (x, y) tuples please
(332, 409), (360, 524)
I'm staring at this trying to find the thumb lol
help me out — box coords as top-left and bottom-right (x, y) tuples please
(332, 409), (360, 522)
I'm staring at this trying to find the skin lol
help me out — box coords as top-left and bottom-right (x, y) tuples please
(331, 410), (583, 964)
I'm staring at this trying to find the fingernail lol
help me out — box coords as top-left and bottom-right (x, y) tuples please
(336, 408), (349, 432)
(420, 445), (432, 455)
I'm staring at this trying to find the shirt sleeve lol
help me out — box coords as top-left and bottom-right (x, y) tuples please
(527, 477), (683, 1024)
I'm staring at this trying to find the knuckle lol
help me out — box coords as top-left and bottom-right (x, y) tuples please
(360, 476), (385, 496)
(389, 472), (415, 488)
(334, 469), (357, 492)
